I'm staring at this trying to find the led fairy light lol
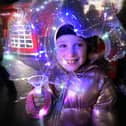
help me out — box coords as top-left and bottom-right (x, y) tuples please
(39, 107), (48, 126)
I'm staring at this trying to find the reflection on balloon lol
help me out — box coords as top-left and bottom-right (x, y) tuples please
(100, 3), (126, 62)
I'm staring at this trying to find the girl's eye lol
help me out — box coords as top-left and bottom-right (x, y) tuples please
(58, 44), (67, 48)
(76, 43), (83, 47)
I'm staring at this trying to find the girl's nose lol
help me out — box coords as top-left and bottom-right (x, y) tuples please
(67, 47), (76, 57)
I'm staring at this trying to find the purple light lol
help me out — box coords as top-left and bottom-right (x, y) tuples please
(39, 108), (48, 117)
(45, 54), (48, 58)
(94, 109), (100, 116)
(31, 24), (35, 29)
(64, 90), (76, 103)
(104, 12), (107, 20)
(39, 54), (42, 58)
(36, 8), (40, 12)
(45, 62), (51, 66)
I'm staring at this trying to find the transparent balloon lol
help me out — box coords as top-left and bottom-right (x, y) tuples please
(2, 0), (126, 106)
(4, 0), (125, 80)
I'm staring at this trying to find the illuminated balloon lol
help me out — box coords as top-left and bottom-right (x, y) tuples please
(5, 0), (126, 80)
(100, 2), (126, 62)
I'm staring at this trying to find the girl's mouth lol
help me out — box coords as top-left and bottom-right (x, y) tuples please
(66, 59), (78, 64)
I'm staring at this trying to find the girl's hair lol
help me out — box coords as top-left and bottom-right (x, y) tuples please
(55, 24), (90, 44)
(55, 24), (76, 39)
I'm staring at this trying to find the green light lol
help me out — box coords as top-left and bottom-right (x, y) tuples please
(3, 54), (14, 60)
(102, 32), (109, 40)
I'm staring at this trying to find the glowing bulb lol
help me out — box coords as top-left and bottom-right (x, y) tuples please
(62, 59), (67, 65)
(39, 108), (48, 117)
(94, 109), (100, 116)
(45, 62), (51, 66)
(65, 12), (69, 16)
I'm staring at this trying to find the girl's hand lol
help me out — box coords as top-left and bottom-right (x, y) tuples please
(26, 86), (52, 118)
(33, 93), (45, 108)
(32, 88), (52, 108)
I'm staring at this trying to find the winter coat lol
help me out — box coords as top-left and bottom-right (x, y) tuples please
(26, 64), (117, 126)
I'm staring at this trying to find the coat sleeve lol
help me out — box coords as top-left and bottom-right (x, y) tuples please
(92, 76), (117, 126)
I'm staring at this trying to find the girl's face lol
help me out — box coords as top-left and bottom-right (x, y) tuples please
(55, 35), (87, 72)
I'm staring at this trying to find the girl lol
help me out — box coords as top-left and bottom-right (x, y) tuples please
(25, 24), (117, 126)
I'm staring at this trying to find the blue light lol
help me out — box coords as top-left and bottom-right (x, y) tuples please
(31, 24), (35, 29)
(36, 8), (40, 12)
(65, 12), (69, 16)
